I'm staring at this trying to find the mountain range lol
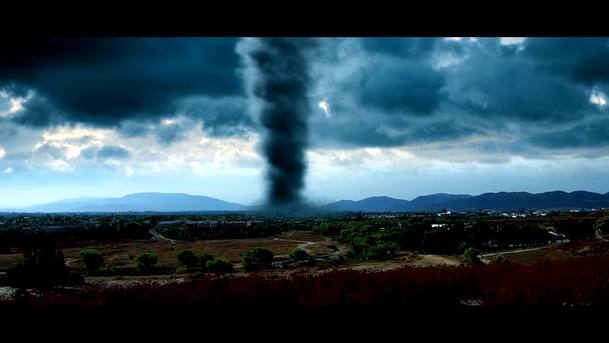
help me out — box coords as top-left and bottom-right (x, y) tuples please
(1, 190), (608, 213)
(319, 190), (609, 213)
(2, 192), (248, 213)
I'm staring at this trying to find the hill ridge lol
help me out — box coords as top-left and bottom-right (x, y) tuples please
(3, 190), (608, 213)
(12, 192), (248, 213)
(320, 190), (609, 212)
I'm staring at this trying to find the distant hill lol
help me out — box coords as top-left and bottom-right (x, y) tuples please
(435, 190), (609, 212)
(320, 190), (609, 212)
(12, 192), (249, 213)
(409, 193), (473, 210)
(4, 190), (608, 214)
(319, 196), (411, 212)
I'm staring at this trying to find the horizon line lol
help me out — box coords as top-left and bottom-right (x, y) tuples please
(2, 188), (608, 211)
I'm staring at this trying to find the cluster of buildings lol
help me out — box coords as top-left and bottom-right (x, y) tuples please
(156, 220), (264, 229)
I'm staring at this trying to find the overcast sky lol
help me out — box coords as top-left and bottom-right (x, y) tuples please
(0, 37), (608, 208)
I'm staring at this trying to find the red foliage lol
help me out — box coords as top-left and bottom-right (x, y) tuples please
(3, 255), (609, 306)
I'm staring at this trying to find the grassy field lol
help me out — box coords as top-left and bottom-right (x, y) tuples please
(3, 227), (609, 307)
(2, 223), (609, 284)
(1, 230), (348, 278)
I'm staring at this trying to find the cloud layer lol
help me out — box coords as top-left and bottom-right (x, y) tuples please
(1, 37), (608, 206)
(306, 37), (609, 156)
(0, 38), (247, 133)
(2, 37), (608, 154)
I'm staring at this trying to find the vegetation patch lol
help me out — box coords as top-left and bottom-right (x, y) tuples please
(2, 210), (608, 306)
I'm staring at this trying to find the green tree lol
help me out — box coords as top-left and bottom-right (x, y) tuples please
(464, 247), (482, 264)
(176, 249), (198, 272)
(134, 252), (158, 275)
(197, 253), (214, 271)
(463, 221), (493, 250)
(161, 227), (180, 240)
(362, 240), (399, 260)
(79, 249), (104, 272)
(288, 248), (308, 261)
(123, 221), (150, 239)
(7, 246), (83, 287)
(206, 259), (234, 275)
(242, 247), (274, 272)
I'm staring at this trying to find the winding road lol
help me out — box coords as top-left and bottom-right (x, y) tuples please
(273, 231), (349, 260)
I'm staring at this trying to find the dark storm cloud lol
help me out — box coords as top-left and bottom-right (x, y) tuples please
(304, 37), (609, 155)
(11, 95), (61, 128)
(182, 96), (254, 138)
(311, 113), (480, 149)
(313, 118), (406, 148)
(360, 37), (440, 59)
(117, 117), (193, 145)
(444, 38), (595, 124)
(442, 37), (609, 155)
(530, 117), (609, 149)
(116, 118), (187, 145)
(113, 96), (254, 145)
(342, 37), (446, 115)
(308, 37), (459, 148)
(304, 37), (451, 149)
(521, 37), (609, 84)
(3, 37), (609, 157)
(0, 37), (242, 129)
(354, 61), (445, 115)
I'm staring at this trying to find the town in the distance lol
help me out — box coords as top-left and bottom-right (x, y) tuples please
(3, 189), (608, 245)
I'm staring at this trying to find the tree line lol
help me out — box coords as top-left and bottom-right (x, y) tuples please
(312, 215), (599, 261)
(157, 220), (290, 241)
(0, 216), (308, 249)
(1, 242), (313, 288)
(1, 211), (603, 288)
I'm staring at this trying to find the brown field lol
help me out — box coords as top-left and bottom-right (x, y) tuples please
(2, 228), (609, 285)
(4, 228), (609, 308)
(57, 230), (347, 279)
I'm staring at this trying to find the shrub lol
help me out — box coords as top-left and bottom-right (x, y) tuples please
(242, 247), (274, 272)
(464, 247), (481, 264)
(176, 250), (198, 272)
(7, 247), (84, 288)
(206, 259), (234, 275)
(198, 253), (214, 271)
(288, 248), (308, 261)
(362, 241), (399, 260)
(491, 254), (508, 263)
(134, 252), (158, 275)
(5, 254), (609, 306)
(241, 256), (256, 272)
(94, 266), (117, 276)
(79, 249), (104, 272)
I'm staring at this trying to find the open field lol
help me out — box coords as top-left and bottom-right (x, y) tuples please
(3, 228), (609, 307)
(1, 230), (350, 280)
(4, 228), (609, 285)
